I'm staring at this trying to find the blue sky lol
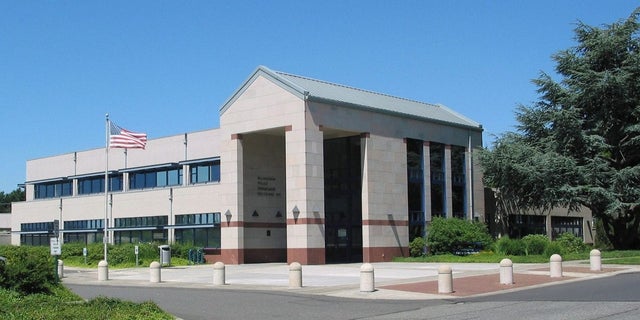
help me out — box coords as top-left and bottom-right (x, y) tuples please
(0, 1), (637, 193)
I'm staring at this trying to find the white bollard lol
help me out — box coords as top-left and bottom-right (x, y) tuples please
(150, 261), (161, 283)
(98, 260), (109, 281)
(500, 258), (514, 285)
(590, 249), (602, 271)
(550, 254), (563, 278)
(360, 263), (375, 292)
(438, 264), (453, 294)
(213, 262), (226, 286)
(289, 262), (302, 288)
(57, 260), (64, 279)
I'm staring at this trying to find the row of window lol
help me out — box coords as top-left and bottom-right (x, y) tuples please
(175, 213), (220, 225)
(21, 222), (54, 232)
(64, 219), (104, 230)
(35, 181), (72, 199)
(114, 216), (169, 228)
(33, 160), (221, 199)
(22, 227), (219, 248)
(509, 215), (584, 239)
(24, 213), (220, 233)
(78, 176), (122, 195)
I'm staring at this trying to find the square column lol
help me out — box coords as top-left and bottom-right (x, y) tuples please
(445, 145), (453, 218)
(285, 125), (326, 264)
(361, 134), (409, 262)
(219, 134), (245, 264)
(423, 141), (432, 229)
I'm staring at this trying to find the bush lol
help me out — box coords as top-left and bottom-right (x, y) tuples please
(0, 246), (58, 295)
(426, 217), (493, 255)
(522, 234), (550, 255)
(409, 237), (426, 257)
(495, 237), (526, 256)
(544, 241), (563, 256)
(555, 232), (587, 254)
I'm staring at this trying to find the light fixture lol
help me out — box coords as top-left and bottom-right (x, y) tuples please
(224, 210), (232, 225)
(252, 210), (259, 217)
(275, 211), (282, 218)
(292, 206), (300, 223)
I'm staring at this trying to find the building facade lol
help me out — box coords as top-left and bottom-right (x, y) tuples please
(12, 66), (485, 264)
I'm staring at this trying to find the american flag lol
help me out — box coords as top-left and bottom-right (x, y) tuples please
(109, 122), (147, 149)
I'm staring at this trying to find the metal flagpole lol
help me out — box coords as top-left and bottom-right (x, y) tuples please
(104, 114), (109, 262)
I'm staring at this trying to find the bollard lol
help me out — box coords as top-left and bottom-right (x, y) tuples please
(98, 260), (109, 281)
(57, 260), (64, 279)
(213, 262), (226, 286)
(500, 258), (513, 285)
(150, 261), (161, 283)
(289, 262), (302, 288)
(550, 254), (563, 278)
(590, 249), (602, 271)
(438, 264), (453, 294)
(360, 263), (375, 292)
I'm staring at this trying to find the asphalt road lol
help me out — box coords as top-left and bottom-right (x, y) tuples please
(67, 272), (640, 320)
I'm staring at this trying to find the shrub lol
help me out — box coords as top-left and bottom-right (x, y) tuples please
(555, 232), (587, 254)
(409, 237), (426, 257)
(0, 246), (58, 295)
(522, 234), (550, 255)
(426, 217), (493, 255)
(544, 241), (563, 256)
(495, 237), (526, 256)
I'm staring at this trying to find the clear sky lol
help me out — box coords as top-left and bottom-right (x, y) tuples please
(1, 1), (637, 193)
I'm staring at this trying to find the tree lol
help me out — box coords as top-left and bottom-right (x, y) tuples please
(0, 188), (25, 213)
(481, 8), (640, 249)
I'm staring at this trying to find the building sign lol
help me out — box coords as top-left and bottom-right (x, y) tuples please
(257, 176), (281, 197)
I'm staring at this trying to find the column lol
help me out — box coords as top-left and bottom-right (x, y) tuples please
(423, 141), (432, 230)
(445, 145), (453, 218)
(220, 134), (245, 264)
(285, 125), (325, 265)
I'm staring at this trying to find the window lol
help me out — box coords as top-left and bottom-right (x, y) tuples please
(406, 139), (425, 241)
(114, 215), (168, 228)
(190, 160), (221, 184)
(64, 219), (104, 230)
(78, 175), (123, 195)
(129, 166), (182, 189)
(430, 143), (445, 218)
(509, 215), (546, 238)
(552, 217), (583, 239)
(174, 213), (221, 248)
(175, 213), (220, 225)
(34, 180), (72, 199)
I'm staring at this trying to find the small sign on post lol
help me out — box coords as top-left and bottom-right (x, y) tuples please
(50, 237), (61, 281)
(135, 245), (139, 267)
(83, 247), (88, 264)
(50, 237), (61, 256)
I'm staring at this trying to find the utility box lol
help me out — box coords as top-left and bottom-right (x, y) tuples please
(158, 245), (171, 266)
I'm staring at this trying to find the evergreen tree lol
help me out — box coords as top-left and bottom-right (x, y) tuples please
(481, 8), (640, 249)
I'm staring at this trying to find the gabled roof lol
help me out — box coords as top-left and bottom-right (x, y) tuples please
(220, 66), (482, 130)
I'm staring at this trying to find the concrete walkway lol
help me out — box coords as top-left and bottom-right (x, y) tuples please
(61, 260), (638, 300)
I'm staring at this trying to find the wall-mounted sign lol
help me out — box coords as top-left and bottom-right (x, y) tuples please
(257, 176), (281, 197)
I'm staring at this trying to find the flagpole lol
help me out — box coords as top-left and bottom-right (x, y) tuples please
(104, 114), (109, 263)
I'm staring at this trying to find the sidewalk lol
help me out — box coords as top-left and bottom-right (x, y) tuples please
(61, 261), (637, 300)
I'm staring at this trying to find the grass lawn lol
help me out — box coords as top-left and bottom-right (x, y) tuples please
(0, 286), (174, 320)
(394, 250), (640, 264)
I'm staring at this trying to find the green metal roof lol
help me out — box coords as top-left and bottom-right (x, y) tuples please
(220, 66), (482, 130)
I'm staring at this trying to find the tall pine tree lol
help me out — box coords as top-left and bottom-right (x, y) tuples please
(482, 8), (640, 249)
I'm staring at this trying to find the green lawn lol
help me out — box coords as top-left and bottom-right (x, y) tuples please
(0, 286), (174, 320)
(394, 250), (640, 264)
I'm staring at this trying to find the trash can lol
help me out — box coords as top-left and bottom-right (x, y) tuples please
(158, 245), (171, 266)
